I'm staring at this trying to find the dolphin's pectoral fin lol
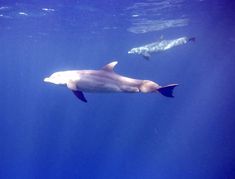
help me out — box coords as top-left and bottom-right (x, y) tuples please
(102, 61), (118, 72)
(72, 90), (87, 103)
(142, 52), (150, 60)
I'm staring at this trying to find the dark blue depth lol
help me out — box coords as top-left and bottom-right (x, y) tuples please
(0, 0), (235, 178)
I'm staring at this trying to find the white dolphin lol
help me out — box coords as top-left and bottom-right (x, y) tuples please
(128, 36), (195, 60)
(44, 61), (178, 102)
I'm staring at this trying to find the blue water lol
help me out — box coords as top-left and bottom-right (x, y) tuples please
(1, 0), (235, 178)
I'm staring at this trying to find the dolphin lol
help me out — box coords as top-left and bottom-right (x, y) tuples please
(44, 61), (178, 103)
(128, 36), (195, 60)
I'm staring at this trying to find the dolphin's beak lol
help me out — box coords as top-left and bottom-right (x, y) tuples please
(44, 77), (50, 83)
(43, 77), (60, 85)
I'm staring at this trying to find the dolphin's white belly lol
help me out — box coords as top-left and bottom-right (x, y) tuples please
(75, 71), (140, 93)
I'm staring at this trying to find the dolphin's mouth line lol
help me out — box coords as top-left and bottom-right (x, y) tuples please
(43, 77), (65, 85)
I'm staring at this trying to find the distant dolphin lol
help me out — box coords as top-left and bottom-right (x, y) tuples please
(128, 36), (195, 60)
(44, 61), (178, 103)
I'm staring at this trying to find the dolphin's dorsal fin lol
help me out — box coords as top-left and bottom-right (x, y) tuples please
(102, 61), (118, 72)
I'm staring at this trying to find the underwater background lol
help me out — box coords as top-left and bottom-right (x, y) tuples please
(1, 0), (235, 178)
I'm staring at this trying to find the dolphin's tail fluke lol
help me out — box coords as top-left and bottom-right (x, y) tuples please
(158, 84), (178, 97)
(188, 37), (196, 42)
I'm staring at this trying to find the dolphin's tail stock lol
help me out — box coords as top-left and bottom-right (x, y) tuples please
(158, 84), (178, 97)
